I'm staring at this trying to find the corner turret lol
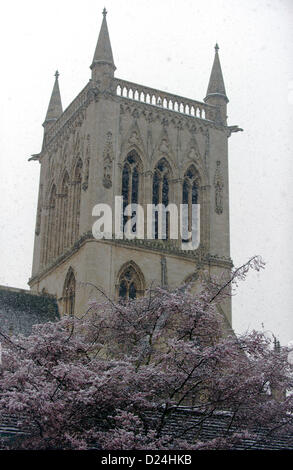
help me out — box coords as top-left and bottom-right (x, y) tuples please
(204, 44), (228, 125)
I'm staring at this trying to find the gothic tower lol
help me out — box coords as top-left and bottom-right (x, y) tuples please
(29, 10), (241, 325)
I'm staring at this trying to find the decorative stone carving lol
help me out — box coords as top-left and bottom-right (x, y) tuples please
(82, 134), (90, 191)
(102, 131), (114, 189)
(185, 134), (201, 163)
(73, 131), (82, 155)
(161, 117), (169, 128)
(100, 77), (116, 95)
(188, 147), (198, 160)
(190, 124), (197, 134)
(128, 130), (140, 146)
(87, 86), (99, 102)
(82, 158), (90, 191)
(119, 100), (215, 137)
(152, 127), (175, 168)
(132, 108), (139, 119)
(160, 256), (168, 287)
(159, 138), (169, 155)
(146, 112), (154, 124)
(204, 128), (210, 163)
(214, 161), (224, 214)
(120, 120), (146, 160)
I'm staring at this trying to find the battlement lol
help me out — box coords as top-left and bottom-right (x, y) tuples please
(114, 77), (216, 120)
(44, 77), (217, 148)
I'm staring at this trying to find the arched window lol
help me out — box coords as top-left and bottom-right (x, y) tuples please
(117, 262), (145, 300)
(46, 184), (57, 264)
(71, 159), (83, 246)
(57, 172), (69, 256)
(182, 166), (199, 242)
(122, 151), (140, 232)
(63, 269), (76, 315)
(152, 158), (170, 239)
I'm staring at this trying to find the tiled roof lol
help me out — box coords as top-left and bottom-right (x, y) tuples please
(0, 414), (31, 442)
(145, 408), (293, 450)
(1, 408), (293, 449)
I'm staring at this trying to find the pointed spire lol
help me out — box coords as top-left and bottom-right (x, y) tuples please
(43, 71), (63, 127)
(205, 44), (228, 103)
(91, 7), (116, 71)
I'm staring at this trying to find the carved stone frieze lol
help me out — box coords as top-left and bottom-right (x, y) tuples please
(82, 134), (91, 191)
(102, 131), (114, 189)
(152, 126), (175, 167)
(120, 120), (146, 161)
(214, 160), (224, 214)
(118, 98), (221, 138)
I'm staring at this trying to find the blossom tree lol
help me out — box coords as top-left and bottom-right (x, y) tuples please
(0, 256), (293, 450)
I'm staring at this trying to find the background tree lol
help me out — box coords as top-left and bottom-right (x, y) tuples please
(1, 256), (293, 450)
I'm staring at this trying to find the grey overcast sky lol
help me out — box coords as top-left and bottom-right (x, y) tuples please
(0, 0), (293, 344)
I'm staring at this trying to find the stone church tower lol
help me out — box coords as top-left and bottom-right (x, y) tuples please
(29, 10), (240, 324)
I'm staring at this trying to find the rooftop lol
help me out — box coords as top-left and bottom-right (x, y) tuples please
(0, 285), (59, 337)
